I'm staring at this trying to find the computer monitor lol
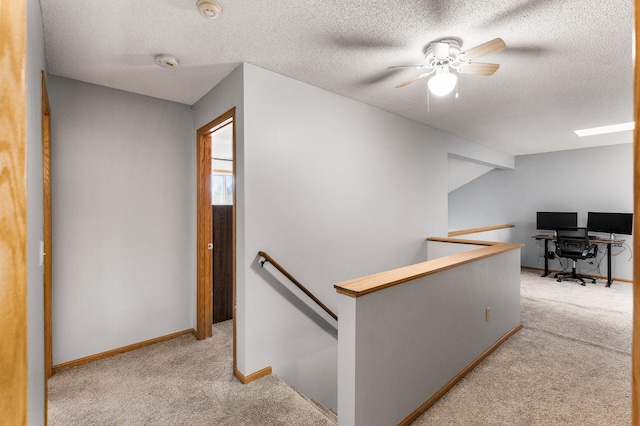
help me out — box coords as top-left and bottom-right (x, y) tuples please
(536, 212), (578, 231)
(587, 212), (633, 236)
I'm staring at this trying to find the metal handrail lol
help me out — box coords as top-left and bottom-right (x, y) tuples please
(258, 251), (338, 321)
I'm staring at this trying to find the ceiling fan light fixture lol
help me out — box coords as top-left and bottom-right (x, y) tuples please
(197, 0), (222, 18)
(391, 37), (504, 96)
(428, 69), (457, 96)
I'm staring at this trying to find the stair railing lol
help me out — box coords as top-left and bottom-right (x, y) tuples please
(258, 251), (338, 321)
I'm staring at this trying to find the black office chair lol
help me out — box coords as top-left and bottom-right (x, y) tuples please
(554, 227), (598, 285)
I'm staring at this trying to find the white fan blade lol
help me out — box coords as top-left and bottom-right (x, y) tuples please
(458, 38), (506, 62)
(395, 72), (432, 88)
(387, 65), (429, 70)
(458, 62), (500, 76)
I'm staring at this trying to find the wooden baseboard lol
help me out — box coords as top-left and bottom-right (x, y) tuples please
(234, 366), (272, 384)
(398, 323), (523, 426)
(520, 266), (632, 283)
(52, 329), (196, 373)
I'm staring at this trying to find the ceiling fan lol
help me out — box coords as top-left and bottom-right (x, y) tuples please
(390, 38), (506, 96)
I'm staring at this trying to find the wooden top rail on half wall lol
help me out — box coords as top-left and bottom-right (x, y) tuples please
(258, 251), (338, 321)
(448, 224), (515, 237)
(334, 238), (523, 298)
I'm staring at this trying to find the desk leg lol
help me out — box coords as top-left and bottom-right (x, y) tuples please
(542, 239), (550, 277)
(606, 243), (613, 287)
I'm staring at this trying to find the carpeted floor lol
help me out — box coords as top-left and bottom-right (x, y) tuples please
(412, 269), (632, 425)
(48, 320), (336, 425)
(49, 270), (632, 425)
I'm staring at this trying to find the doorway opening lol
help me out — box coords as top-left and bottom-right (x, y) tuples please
(196, 108), (236, 369)
(211, 119), (234, 324)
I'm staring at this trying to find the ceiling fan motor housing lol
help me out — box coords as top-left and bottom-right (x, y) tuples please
(431, 42), (449, 59)
(426, 39), (462, 63)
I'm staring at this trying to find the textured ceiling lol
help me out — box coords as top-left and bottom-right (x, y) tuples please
(40, 0), (633, 156)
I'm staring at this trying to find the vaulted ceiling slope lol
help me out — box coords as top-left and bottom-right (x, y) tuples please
(40, 0), (633, 156)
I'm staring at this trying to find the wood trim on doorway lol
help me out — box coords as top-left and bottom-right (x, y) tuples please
(0, 0), (28, 423)
(196, 121), (213, 340)
(633, 1), (640, 423)
(42, 69), (53, 423)
(196, 108), (237, 375)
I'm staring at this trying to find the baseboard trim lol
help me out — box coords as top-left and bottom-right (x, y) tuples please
(521, 266), (632, 283)
(397, 323), (523, 426)
(234, 366), (272, 384)
(52, 328), (196, 373)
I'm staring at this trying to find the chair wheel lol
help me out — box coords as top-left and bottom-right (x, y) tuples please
(581, 282), (586, 286)
(557, 279), (562, 282)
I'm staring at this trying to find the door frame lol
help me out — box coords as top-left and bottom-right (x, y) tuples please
(0, 0), (27, 422)
(196, 107), (237, 369)
(633, 1), (640, 422)
(42, 70), (53, 422)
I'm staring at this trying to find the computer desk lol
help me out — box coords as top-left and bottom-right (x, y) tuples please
(532, 234), (625, 287)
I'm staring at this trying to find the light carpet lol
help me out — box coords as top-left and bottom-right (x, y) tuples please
(412, 269), (631, 425)
(49, 270), (632, 425)
(48, 320), (336, 425)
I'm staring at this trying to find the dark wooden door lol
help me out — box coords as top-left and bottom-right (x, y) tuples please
(213, 205), (233, 323)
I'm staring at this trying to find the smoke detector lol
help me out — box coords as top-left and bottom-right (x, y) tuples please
(154, 54), (179, 68)
(197, 0), (222, 18)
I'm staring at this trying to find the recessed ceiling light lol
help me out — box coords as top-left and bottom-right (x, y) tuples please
(574, 121), (635, 137)
(154, 54), (179, 68)
(196, 0), (222, 18)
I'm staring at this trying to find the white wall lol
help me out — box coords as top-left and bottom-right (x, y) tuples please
(231, 63), (516, 410)
(447, 142), (514, 170)
(48, 76), (195, 364)
(27, 0), (47, 422)
(26, 0), (47, 425)
(449, 144), (633, 280)
(242, 63), (449, 409)
(448, 155), (494, 192)
(338, 248), (521, 426)
(427, 240), (492, 259)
